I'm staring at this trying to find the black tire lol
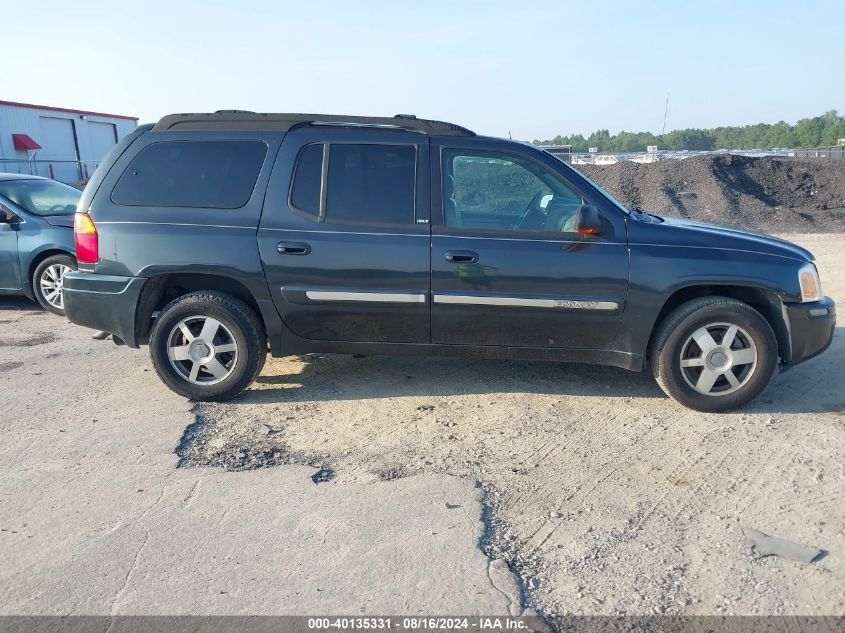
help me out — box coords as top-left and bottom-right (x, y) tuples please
(149, 291), (267, 401)
(32, 253), (77, 315)
(649, 296), (778, 412)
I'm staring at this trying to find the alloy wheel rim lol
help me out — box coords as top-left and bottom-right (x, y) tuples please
(40, 264), (72, 310)
(167, 316), (239, 385)
(679, 321), (758, 396)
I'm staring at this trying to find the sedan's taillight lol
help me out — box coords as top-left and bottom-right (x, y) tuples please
(74, 213), (98, 264)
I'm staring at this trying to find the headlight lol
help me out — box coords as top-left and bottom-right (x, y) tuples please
(798, 263), (822, 302)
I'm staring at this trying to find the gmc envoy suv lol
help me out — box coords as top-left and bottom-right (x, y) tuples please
(63, 112), (835, 411)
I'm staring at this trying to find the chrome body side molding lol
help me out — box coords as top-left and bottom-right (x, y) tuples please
(432, 294), (619, 310)
(302, 290), (427, 304)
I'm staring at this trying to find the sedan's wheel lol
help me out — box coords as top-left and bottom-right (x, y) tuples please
(149, 291), (267, 401)
(650, 297), (777, 412)
(33, 254), (77, 315)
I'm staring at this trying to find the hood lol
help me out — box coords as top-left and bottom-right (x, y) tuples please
(641, 215), (813, 262)
(42, 215), (74, 228)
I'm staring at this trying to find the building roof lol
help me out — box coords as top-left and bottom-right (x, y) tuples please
(153, 111), (474, 136)
(0, 99), (138, 121)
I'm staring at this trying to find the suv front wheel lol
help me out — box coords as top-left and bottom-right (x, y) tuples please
(149, 291), (267, 401)
(650, 296), (778, 412)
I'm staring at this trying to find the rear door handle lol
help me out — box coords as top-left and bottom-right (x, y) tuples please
(277, 241), (311, 255)
(445, 250), (479, 264)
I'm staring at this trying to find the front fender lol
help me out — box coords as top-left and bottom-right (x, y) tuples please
(616, 241), (803, 359)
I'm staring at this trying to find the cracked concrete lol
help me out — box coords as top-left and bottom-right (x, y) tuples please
(156, 235), (845, 617)
(487, 560), (523, 617)
(2, 234), (843, 618)
(0, 304), (517, 615)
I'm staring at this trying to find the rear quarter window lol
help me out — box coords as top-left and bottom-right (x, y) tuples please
(110, 140), (267, 209)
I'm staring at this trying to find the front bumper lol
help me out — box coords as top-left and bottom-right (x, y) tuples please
(783, 296), (836, 366)
(63, 272), (146, 347)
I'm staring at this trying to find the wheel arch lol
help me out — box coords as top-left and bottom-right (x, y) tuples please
(135, 272), (265, 345)
(26, 248), (77, 298)
(647, 284), (790, 363)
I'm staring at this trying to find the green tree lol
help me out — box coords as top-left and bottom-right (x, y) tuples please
(534, 111), (845, 151)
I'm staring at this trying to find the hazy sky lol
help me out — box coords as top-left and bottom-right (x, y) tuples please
(4, 0), (843, 139)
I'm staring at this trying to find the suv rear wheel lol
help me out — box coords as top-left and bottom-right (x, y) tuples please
(149, 291), (267, 401)
(650, 296), (778, 412)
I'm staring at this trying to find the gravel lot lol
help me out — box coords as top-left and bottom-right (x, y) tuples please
(1, 234), (843, 620)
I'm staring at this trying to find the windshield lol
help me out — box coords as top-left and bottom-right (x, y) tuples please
(0, 179), (81, 216)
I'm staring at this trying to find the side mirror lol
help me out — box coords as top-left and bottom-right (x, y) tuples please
(1, 204), (19, 224)
(574, 204), (602, 235)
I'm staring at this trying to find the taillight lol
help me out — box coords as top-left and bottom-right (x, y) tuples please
(74, 213), (98, 264)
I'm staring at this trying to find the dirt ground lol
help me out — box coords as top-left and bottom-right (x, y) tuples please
(181, 233), (845, 617)
(1, 234), (843, 620)
(0, 313), (518, 615)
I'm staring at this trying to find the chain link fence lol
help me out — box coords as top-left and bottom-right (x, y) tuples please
(0, 159), (102, 183)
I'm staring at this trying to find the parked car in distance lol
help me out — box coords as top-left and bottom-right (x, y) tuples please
(594, 154), (619, 165)
(63, 112), (835, 411)
(0, 174), (80, 314)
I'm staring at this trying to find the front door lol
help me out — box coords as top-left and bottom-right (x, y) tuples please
(430, 139), (629, 350)
(0, 206), (21, 291)
(258, 128), (431, 343)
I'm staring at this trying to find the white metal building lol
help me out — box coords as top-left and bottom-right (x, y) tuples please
(0, 100), (138, 183)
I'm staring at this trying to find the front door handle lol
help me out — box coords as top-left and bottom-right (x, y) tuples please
(445, 250), (479, 264)
(277, 241), (311, 255)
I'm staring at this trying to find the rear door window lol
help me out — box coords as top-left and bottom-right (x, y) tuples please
(289, 144), (323, 216)
(324, 144), (415, 226)
(111, 140), (267, 208)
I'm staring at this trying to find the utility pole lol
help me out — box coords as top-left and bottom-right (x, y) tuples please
(662, 92), (670, 135)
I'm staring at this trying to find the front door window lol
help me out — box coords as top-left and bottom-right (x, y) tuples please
(442, 149), (583, 233)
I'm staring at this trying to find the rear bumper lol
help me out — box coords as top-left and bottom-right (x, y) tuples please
(783, 296), (836, 366)
(63, 272), (145, 347)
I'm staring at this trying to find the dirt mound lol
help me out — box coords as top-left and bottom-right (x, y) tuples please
(574, 155), (845, 232)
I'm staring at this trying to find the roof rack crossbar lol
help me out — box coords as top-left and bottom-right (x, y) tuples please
(152, 112), (474, 136)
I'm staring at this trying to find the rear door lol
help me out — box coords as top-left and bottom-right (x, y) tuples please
(258, 128), (431, 343)
(430, 137), (629, 350)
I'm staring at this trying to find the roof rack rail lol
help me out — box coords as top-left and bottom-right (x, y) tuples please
(152, 112), (474, 136)
(213, 109), (257, 115)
